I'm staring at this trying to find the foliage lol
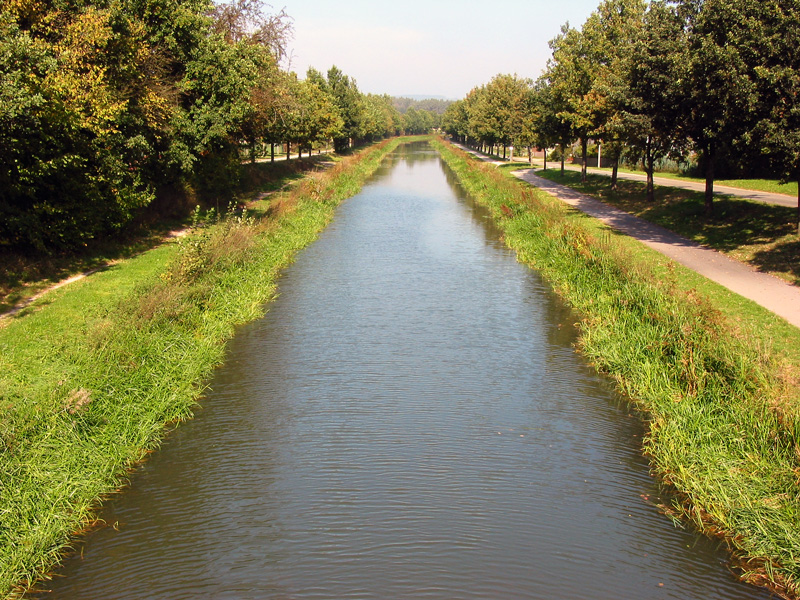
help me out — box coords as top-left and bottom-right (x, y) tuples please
(449, 0), (800, 227)
(0, 0), (371, 253)
(322, 65), (367, 152)
(545, 23), (596, 180)
(391, 96), (452, 115)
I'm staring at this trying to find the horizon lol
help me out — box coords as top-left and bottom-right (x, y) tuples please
(280, 0), (602, 99)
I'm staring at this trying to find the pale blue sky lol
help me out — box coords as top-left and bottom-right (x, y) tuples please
(278, 0), (603, 99)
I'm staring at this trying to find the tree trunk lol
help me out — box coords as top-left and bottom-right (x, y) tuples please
(581, 137), (588, 183)
(527, 146), (532, 166)
(611, 156), (619, 192)
(560, 144), (565, 173)
(270, 143), (275, 163)
(286, 142), (290, 160)
(704, 143), (715, 217)
(503, 145), (507, 160)
(544, 149), (547, 172)
(645, 137), (655, 202)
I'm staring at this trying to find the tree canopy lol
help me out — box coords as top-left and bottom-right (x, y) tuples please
(0, 1), (406, 252)
(442, 0), (800, 222)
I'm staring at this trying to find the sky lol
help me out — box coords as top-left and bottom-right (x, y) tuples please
(277, 0), (602, 100)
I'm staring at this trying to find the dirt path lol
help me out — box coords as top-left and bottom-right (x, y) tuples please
(0, 228), (189, 324)
(516, 169), (800, 328)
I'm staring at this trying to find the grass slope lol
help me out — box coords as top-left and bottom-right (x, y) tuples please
(535, 169), (800, 286)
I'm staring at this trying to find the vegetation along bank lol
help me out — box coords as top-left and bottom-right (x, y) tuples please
(0, 138), (409, 598)
(433, 138), (800, 598)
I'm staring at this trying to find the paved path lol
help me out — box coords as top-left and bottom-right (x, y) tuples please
(515, 170), (800, 327)
(453, 143), (800, 327)
(563, 164), (798, 208)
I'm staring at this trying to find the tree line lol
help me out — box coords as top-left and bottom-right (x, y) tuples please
(442, 0), (800, 220)
(0, 0), (442, 252)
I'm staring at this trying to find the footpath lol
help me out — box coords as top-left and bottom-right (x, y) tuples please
(561, 163), (797, 208)
(456, 144), (800, 328)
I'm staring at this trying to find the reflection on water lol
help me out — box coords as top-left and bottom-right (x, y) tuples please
(37, 143), (774, 599)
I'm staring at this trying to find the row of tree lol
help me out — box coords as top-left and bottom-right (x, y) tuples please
(0, 0), (441, 252)
(442, 0), (800, 219)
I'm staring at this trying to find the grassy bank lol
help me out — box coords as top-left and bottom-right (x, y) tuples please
(535, 168), (800, 287)
(0, 137), (406, 598)
(434, 139), (800, 597)
(0, 154), (336, 315)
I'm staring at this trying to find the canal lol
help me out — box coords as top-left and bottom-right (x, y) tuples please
(38, 142), (773, 599)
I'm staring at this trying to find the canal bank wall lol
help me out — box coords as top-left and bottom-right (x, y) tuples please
(433, 138), (800, 599)
(0, 138), (410, 598)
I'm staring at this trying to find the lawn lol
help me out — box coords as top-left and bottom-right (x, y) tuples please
(532, 167), (800, 287)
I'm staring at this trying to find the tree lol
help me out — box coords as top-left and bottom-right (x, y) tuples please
(476, 74), (533, 159)
(546, 23), (595, 181)
(0, 3), (162, 250)
(677, 0), (762, 216)
(286, 75), (343, 153)
(210, 0), (292, 61)
(324, 65), (366, 152)
(622, 0), (687, 201)
(0, 0), (297, 249)
(404, 106), (436, 135)
(740, 1), (800, 231)
(532, 74), (576, 173)
(441, 100), (470, 144)
(362, 94), (402, 140)
(465, 85), (497, 154)
(581, 0), (647, 190)
(529, 77), (573, 171)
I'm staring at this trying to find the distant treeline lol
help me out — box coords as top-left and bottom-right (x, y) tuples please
(392, 97), (453, 115)
(0, 0), (444, 253)
(442, 0), (800, 216)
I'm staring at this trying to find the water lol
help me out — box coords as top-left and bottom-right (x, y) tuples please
(37, 143), (774, 599)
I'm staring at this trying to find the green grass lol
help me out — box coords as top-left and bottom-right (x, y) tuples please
(533, 168), (800, 287)
(436, 138), (800, 597)
(563, 163), (799, 197)
(0, 153), (337, 316)
(0, 136), (410, 598)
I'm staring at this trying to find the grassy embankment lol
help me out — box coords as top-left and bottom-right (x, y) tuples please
(0, 137), (408, 598)
(534, 168), (800, 287)
(0, 154), (333, 315)
(434, 138), (800, 597)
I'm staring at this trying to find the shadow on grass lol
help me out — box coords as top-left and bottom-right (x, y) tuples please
(1, 155), (336, 313)
(750, 238), (800, 284)
(536, 168), (800, 284)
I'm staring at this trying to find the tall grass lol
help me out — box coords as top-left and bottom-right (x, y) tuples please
(0, 137), (404, 598)
(434, 138), (800, 598)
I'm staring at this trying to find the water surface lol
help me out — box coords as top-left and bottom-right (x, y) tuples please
(39, 143), (773, 599)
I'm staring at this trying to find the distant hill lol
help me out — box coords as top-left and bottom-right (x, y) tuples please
(400, 94), (452, 101)
(392, 96), (454, 115)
